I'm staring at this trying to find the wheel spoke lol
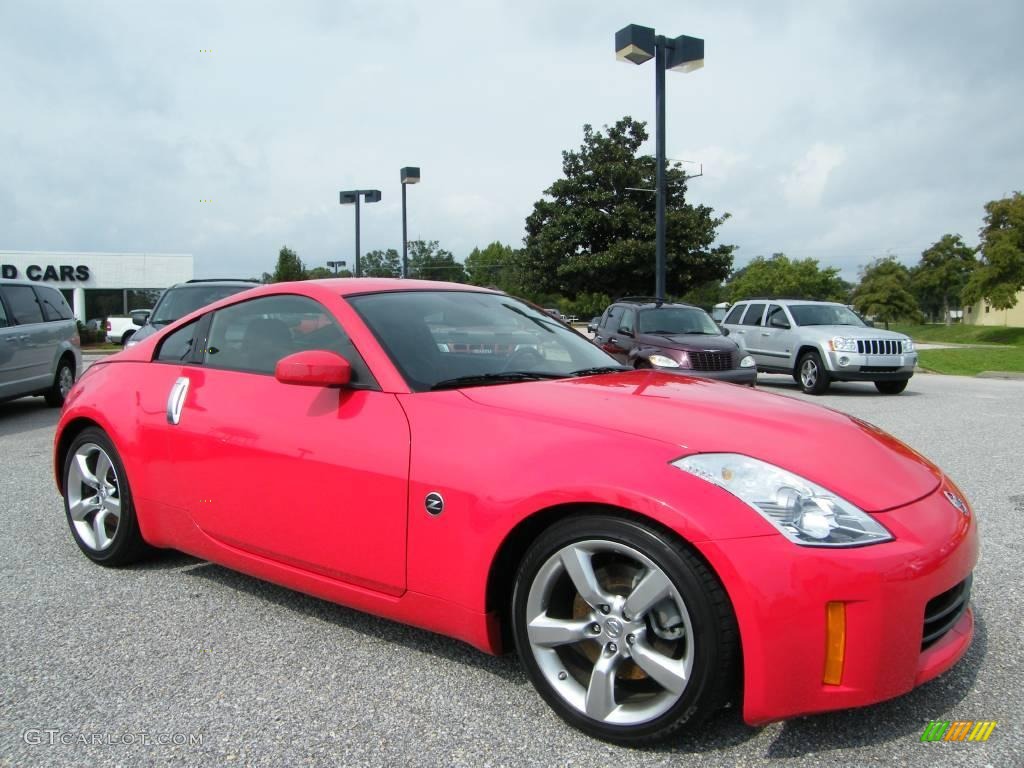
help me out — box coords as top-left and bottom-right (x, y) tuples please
(527, 614), (593, 648)
(623, 568), (672, 620)
(92, 509), (111, 549)
(585, 652), (621, 720)
(74, 452), (100, 489)
(95, 452), (113, 487)
(104, 495), (121, 519)
(560, 546), (611, 609)
(631, 638), (688, 695)
(69, 494), (99, 521)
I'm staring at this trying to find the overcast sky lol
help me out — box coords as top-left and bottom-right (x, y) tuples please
(1, 0), (1022, 281)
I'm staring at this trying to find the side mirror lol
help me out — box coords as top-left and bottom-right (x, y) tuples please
(770, 318), (790, 329)
(131, 309), (151, 327)
(721, 327), (730, 336)
(275, 350), (352, 387)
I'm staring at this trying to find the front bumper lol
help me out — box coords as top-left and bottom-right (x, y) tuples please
(696, 478), (978, 725)
(660, 366), (758, 386)
(824, 350), (917, 381)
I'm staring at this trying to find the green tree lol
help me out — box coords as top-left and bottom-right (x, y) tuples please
(304, 266), (334, 279)
(522, 117), (734, 299)
(464, 241), (519, 290)
(963, 192), (1024, 310)
(361, 249), (401, 278)
(725, 253), (848, 303)
(270, 246), (306, 283)
(851, 257), (922, 328)
(408, 240), (467, 283)
(678, 280), (726, 310)
(911, 234), (977, 324)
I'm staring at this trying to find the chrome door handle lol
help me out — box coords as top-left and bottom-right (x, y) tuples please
(761, 332), (771, 337)
(166, 376), (190, 425)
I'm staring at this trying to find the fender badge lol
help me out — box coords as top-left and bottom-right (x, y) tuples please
(943, 490), (969, 516)
(425, 492), (445, 516)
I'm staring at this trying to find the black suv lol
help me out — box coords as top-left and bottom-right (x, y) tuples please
(594, 298), (757, 386)
(125, 279), (260, 348)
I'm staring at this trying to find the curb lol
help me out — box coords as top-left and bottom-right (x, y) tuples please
(976, 371), (1024, 380)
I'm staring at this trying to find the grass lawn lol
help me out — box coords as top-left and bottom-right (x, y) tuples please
(891, 323), (1024, 346)
(82, 343), (122, 352)
(917, 347), (1024, 376)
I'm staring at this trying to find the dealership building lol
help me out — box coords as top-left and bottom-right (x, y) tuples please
(0, 250), (193, 322)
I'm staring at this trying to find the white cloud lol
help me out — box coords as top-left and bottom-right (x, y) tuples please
(780, 143), (847, 208)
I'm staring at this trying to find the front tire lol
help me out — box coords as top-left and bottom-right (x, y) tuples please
(45, 357), (75, 407)
(511, 514), (738, 745)
(62, 427), (151, 566)
(797, 351), (830, 394)
(875, 379), (909, 395)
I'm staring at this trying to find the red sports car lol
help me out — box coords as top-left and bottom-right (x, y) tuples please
(53, 280), (978, 744)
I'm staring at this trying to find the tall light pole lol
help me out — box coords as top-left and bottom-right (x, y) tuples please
(400, 167), (420, 279)
(615, 24), (704, 301)
(339, 189), (382, 277)
(326, 260), (346, 276)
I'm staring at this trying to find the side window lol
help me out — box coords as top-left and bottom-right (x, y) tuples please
(602, 306), (624, 332)
(203, 294), (376, 386)
(766, 304), (790, 329)
(741, 303), (766, 326)
(156, 319), (202, 362)
(1, 285), (45, 325)
(723, 304), (745, 325)
(619, 308), (635, 334)
(0, 299), (8, 328)
(35, 286), (74, 321)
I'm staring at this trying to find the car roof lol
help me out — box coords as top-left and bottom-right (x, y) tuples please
(733, 298), (844, 306)
(613, 300), (700, 310)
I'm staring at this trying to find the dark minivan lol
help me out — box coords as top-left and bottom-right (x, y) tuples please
(593, 298), (757, 386)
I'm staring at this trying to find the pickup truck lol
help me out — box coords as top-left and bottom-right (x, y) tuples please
(105, 310), (151, 345)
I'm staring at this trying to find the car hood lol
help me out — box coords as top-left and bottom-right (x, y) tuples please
(796, 325), (909, 339)
(461, 371), (940, 512)
(638, 333), (737, 352)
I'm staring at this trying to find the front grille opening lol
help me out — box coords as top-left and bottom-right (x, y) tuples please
(922, 574), (972, 650)
(856, 339), (904, 355)
(689, 351), (734, 371)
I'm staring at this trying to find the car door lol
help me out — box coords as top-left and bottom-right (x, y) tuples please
(595, 305), (623, 356)
(0, 284), (51, 393)
(757, 304), (797, 370)
(0, 293), (19, 399)
(731, 302), (767, 362)
(167, 293), (411, 595)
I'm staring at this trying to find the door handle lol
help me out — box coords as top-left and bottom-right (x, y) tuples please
(761, 332), (771, 337)
(166, 376), (190, 425)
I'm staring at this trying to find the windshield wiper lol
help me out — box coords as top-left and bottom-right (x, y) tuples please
(430, 372), (565, 390)
(568, 365), (630, 377)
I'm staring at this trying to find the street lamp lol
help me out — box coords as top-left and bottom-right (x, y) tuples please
(339, 189), (382, 277)
(400, 167), (420, 279)
(615, 24), (704, 301)
(326, 260), (347, 276)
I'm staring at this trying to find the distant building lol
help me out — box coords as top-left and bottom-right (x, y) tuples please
(1, 250), (193, 322)
(964, 291), (1024, 327)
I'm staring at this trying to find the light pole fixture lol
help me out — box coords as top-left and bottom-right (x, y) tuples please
(326, 260), (346, 276)
(339, 189), (382, 277)
(400, 167), (421, 279)
(615, 24), (704, 301)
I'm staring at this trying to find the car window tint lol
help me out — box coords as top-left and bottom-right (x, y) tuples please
(723, 305), (745, 324)
(156, 319), (202, 362)
(603, 306), (623, 331)
(203, 294), (375, 386)
(35, 286), (74, 321)
(741, 303), (766, 326)
(766, 304), (789, 329)
(1, 285), (44, 325)
(0, 299), (8, 328)
(619, 309), (635, 333)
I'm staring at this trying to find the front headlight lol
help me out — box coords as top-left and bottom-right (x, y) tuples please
(648, 354), (680, 368)
(673, 453), (893, 547)
(739, 355), (755, 368)
(903, 338), (915, 353)
(829, 336), (858, 352)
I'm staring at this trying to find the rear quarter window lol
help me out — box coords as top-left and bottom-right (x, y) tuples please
(1, 285), (45, 324)
(34, 286), (74, 321)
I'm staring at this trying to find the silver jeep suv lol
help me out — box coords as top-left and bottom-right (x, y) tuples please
(721, 299), (917, 394)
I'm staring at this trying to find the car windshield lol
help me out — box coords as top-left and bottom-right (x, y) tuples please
(347, 290), (624, 391)
(788, 304), (867, 327)
(639, 307), (720, 335)
(150, 285), (250, 325)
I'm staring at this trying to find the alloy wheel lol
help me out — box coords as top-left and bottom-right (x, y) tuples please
(58, 365), (74, 399)
(66, 443), (122, 551)
(524, 539), (695, 726)
(800, 358), (818, 388)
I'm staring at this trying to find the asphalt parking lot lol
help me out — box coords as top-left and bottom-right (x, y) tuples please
(1, 371), (1021, 767)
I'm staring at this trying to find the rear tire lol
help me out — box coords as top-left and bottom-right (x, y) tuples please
(511, 514), (738, 745)
(797, 351), (830, 395)
(874, 379), (909, 395)
(45, 357), (75, 407)
(62, 427), (152, 566)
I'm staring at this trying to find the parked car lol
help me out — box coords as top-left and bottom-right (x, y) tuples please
(53, 279), (977, 743)
(593, 298), (756, 386)
(105, 310), (150, 345)
(125, 279), (260, 348)
(543, 307), (564, 322)
(587, 316), (600, 334)
(0, 279), (81, 406)
(721, 299), (917, 394)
